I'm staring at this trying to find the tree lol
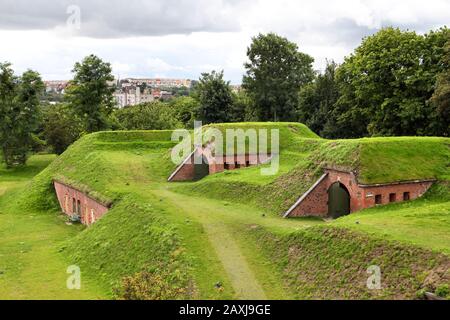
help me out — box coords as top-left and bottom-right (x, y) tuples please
(298, 61), (339, 137)
(332, 27), (450, 138)
(0, 64), (44, 167)
(169, 96), (199, 128)
(242, 33), (314, 121)
(229, 90), (257, 122)
(65, 54), (115, 132)
(113, 101), (182, 130)
(195, 70), (233, 124)
(430, 41), (450, 136)
(42, 103), (84, 154)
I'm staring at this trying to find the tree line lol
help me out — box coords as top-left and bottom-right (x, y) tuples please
(1, 27), (449, 167)
(197, 27), (449, 138)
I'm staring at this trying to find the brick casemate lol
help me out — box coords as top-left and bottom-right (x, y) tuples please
(53, 180), (110, 225)
(168, 147), (272, 182)
(284, 168), (435, 218)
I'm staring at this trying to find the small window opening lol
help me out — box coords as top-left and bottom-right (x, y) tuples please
(375, 194), (382, 205)
(389, 193), (396, 203)
(77, 200), (81, 215)
(403, 192), (410, 201)
(72, 198), (77, 213)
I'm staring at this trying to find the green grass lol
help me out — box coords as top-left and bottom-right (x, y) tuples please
(1, 123), (449, 300)
(1, 132), (237, 299)
(359, 137), (449, 183)
(334, 183), (450, 254)
(177, 135), (449, 215)
(245, 225), (450, 299)
(0, 155), (106, 299)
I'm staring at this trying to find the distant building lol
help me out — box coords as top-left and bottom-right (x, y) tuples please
(114, 86), (155, 108)
(44, 80), (69, 94)
(44, 77), (183, 107)
(124, 78), (191, 88)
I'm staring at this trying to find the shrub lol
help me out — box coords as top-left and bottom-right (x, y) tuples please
(115, 262), (194, 300)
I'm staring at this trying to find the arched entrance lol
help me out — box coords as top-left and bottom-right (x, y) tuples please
(328, 182), (350, 219)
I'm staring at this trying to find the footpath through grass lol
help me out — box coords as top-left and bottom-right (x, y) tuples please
(153, 186), (322, 299)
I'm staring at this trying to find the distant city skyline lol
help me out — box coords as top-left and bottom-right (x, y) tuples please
(1, 0), (449, 84)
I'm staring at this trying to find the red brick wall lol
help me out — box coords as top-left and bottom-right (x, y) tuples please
(168, 148), (273, 181)
(288, 178), (329, 217)
(209, 154), (271, 174)
(53, 181), (109, 226)
(168, 153), (196, 181)
(359, 181), (433, 208)
(286, 169), (434, 218)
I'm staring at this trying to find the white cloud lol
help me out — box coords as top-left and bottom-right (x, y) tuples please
(0, 0), (448, 83)
(146, 58), (185, 73)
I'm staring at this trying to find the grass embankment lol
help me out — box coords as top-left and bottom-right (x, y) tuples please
(171, 126), (450, 299)
(244, 224), (450, 299)
(335, 183), (450, 254)
(2, 123), (449, 300)
(4, 131), (241, 299)
(0, 154), (106, 299)
(176, 134), (449, 215)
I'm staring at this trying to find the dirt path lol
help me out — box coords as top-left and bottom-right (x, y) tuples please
(154, 188), (267, 300)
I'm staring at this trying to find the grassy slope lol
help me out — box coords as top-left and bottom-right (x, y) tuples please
(3, 131), (241, 299)
(244, 225), (450, 299)
(0, 154), (106, 299)
(335, 183), (450, 253)
(172, 125), (450, 298)
(2, 123), (449, 299)
(176, 132), (449, 215)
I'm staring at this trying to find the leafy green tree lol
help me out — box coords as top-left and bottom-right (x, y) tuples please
(41, 103), (84, 154)
(243, 33), (314, 121)
(430, 41), (450, 136)
(332, 27), (450, 138)
(0, 62), (17, 166)
(229, 90), (257, 122)
(169, 96), (199, 128)
(0, 64), (44, 167)
(113, 101), (182, 130)
(65, 54), (115, 132)
(298, 61), (339, 137)
(195, 70), (233, 124)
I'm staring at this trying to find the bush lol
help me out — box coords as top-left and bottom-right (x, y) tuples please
(41, 103), (84, 154)
(435, 284), (450, 298)
(113, 101), (182, 130)
(114, 262), (195, 300)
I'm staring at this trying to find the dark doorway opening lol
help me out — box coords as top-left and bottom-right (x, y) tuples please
(72, 198), (77, 214)
(328, 182), (350, 219)
(375, 194), (382, 204)
(389, 193), (396, 203)
(77, 200), (81, 215)
(194, 155), (210, 181)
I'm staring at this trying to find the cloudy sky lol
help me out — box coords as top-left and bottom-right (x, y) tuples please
(0, 0), (449, 83)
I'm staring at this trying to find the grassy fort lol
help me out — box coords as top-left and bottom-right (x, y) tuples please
(0, 122), (449, 300)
